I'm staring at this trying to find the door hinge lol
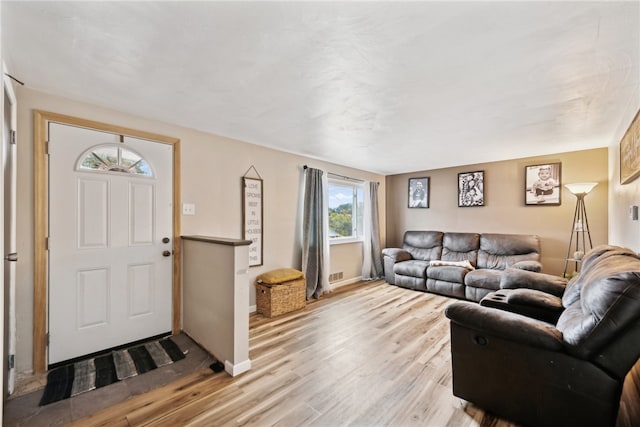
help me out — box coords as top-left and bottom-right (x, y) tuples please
(46, 332), (50, 346)
(45, 140), (50, 155)
(45, 237), (49, 251)
(10, 130), (16, 145)
(8, 354), (14, 370)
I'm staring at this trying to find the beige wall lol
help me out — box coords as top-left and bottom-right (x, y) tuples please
(608, 102), (640, 251)
(14, 86), (385, 374)
(385, 148), (609, 276)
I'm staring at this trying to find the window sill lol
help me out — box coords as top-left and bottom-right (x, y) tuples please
(330, 238), (363, 246)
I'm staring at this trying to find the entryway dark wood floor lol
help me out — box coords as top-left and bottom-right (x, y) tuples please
(6, 280), (639, 426)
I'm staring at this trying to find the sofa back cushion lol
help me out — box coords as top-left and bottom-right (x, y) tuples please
(402, 231), (443, 261)
(557, 246), (640, 360)
(562, 245), (637, 308)
(442, 232), (480, 267)
(476, 233), (540, 270)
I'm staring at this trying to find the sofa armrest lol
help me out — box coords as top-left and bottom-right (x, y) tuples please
(445, 301), (564, 351)
(502, 288), (563, 309)
(500, 268), (567, 297)
(511, 260), (542, 272)
(481, 289), (564, 324)
(381, 248), (413, 263)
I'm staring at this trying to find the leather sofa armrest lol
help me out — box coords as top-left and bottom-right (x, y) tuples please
(502, 288), (563, 310)
(445, 301), (564, 351)
(511, 260), (542, 272)
(381, 248), (413, 263)
(481, 289), (564, 323)
(500, 268), (567, 297)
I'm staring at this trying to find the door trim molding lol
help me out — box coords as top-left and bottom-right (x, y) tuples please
(33, 110), (181, 373)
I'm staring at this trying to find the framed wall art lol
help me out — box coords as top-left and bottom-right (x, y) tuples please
(525, 162), (561, 205)
(458, 171), (484, 207)
(620, 109), (640, 185)
(243, 168), (263, 267)
(408, 177), (429, 208)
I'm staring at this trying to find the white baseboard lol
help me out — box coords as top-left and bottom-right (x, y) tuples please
(225, 358), (251, 377)
(249, 304), (257, 313)
(330, 276), (363, 289)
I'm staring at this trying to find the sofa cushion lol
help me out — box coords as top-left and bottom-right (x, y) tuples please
(562, 245), (637, 308)
(442, 232), (479, 266)
(556, 247), (640, 359)
(427, 265), (470, 283)
(464, 268), (503, 290)
(394, 260), (430, 278)
(257, 268), (304, 284)
(427, 279), (465, 299)
(511, 260), (542, 272)
(395, 274), (426, 291)
(500, 268), (566, 297)
(402, 231), (443, 261)
(477, 233), (540, 270)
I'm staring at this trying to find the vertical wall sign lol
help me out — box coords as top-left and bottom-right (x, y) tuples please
(243, 166), (263, 267)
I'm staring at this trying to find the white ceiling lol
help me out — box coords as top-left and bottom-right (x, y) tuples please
(2, 1), (639, 175)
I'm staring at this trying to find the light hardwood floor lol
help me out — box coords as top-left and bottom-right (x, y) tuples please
(69, 280), (519, 427)
(63, 281), (640, 427)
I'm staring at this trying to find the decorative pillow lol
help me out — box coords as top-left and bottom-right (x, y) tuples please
(257, 268), (304, 284)
(429, 260), (475, 270)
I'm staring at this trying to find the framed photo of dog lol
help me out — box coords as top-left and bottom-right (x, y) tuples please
(525, 163), (561, 205)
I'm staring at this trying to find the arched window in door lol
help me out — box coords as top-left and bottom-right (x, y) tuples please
(76, 143), (153, 177)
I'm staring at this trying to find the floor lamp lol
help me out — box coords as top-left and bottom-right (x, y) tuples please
(563, 182), (598, 278)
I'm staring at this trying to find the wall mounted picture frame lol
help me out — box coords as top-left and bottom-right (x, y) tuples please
(458, 171), (484, 207)
(525, 162), (561, 205)
(408, 177), (429, 208)
(620, 109), (640, 185)
(242, 176), (263, 266)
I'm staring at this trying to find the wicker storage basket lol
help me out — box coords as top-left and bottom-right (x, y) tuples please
(256, 277), (306, 318)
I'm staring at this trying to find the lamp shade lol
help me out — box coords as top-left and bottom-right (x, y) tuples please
(565, 182), (598, 195)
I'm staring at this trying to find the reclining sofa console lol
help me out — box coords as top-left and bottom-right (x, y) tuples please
(445, 245), (640, 426)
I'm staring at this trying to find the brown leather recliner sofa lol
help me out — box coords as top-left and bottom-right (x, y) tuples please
(445, 245), (640, 427)
(382, 231), (542, 302)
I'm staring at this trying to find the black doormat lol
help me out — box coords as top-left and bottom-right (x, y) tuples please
(39, 337), (185, 406)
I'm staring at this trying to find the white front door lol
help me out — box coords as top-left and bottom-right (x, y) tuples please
(48, 123), (173, 365)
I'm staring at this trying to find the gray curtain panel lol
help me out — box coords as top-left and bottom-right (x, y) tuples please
(362, 181), (384, 279)
(302, 167), (328, 299)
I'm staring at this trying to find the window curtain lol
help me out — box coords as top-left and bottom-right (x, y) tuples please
(362, 181), (384, 279)
(302, 167), (331, 299)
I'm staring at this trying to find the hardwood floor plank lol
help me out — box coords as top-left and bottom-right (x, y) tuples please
(70, 280), (526, 427)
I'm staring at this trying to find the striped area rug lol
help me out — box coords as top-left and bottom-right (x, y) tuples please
(39, 337), (185, 406)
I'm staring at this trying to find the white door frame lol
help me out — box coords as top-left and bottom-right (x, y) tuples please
(33, 111), (181, 373)
(3, 67), (18, 394)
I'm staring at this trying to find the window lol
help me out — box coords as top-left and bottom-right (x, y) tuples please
(76, 144), (153, 177)
(328, 178), (364, 243)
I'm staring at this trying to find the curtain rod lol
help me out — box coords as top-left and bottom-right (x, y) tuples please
(303, 164), (365, 183)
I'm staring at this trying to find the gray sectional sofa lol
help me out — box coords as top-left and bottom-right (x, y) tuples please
(382, 231), (542, 302)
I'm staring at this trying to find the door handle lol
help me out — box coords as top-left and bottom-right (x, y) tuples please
(4, 253), (17, 262)
(162, 237), (170, 244)
(162, 250), (172, 257)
